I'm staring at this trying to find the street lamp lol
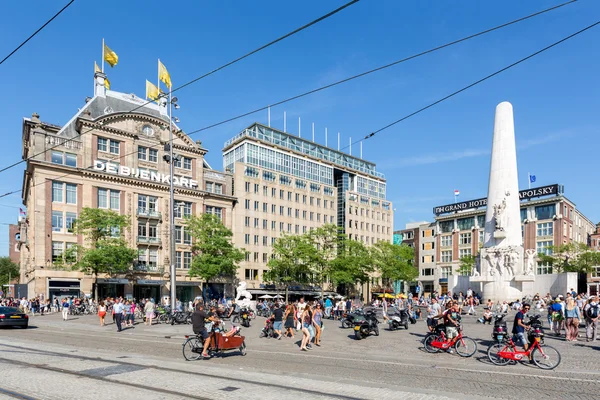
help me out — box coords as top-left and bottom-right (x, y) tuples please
(163, 95), (180, 312)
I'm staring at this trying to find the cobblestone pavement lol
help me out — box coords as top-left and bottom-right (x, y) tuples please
(1, 308), (599, 400)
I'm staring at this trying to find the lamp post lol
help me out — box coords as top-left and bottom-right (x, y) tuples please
(164, 94), (180, 312)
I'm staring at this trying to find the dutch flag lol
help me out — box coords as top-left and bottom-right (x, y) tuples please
(454, 189), (460, 197)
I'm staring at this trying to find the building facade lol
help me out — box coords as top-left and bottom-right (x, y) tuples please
(17, 75), (235, 302)
(8, 223), (21, 266)
(425, 185), (596, 296)
(223, 124), (393, 298)
(587, 223), (600, 295)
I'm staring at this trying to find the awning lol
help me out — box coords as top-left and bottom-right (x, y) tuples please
(96, 278), (129, 284)
(137, 279), (165, 285)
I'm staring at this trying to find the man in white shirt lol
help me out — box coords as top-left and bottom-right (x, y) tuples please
(113, 298), (125, 332)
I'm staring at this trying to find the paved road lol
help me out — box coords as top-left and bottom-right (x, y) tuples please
(1, 309), (599, 400)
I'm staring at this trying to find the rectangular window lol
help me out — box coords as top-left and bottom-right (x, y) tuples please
(65, 212), (76, 231)
(52, 182), (63, 202)
(537, 222), (553, 237)
(440, 220), (453, 233)
(244, 217), (250, 227)
(52, 211), (63, 232)
(441, 266), (452, 279)
(479, 230), (484, 245)
(51, 151), (64, 165)
(97, 137), (107, 152)
(66, 183), (77, 204)
(245, 199), (250, 210)
(97, 188), (108, 208)
(458, 248), (471, 258)
(537, 262), (553, 275)
(183, 252), (192, 269)
(441, 235), (452, 247)
(110, 190), (120, 210)
(109, 139), (120, 154)
(245, 269), (259, 280)
(149, 249), (158, 269)
(245, 182), (250, 192)
(175, 251), (182, 269)
(52, 241), (64, 262)
(175, 226), (183, 244)
(457, 217), (474, 231)
(536, 240), (553, 255)
(459, 233), (471, 245)
(214, 184), (223, 194)
(206, 206), (223, 220)
(244, 234), (250, 245)
(149, 148), (158, 162)
(441, 250), (452, 263)
(183, 157), (192, 170)
(535, 204), (555, 220)
(138, 146), (147, 160)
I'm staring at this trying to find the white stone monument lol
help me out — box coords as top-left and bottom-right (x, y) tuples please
(471, 102), (534, 301)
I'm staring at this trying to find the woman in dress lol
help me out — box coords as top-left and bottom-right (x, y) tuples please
(283, 303), (296, 338)
(98, 300), (107, 326)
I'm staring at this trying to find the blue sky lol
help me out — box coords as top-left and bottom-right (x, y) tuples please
(0, 0), (599, 256)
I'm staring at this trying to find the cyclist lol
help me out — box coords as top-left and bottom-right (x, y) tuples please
(512, 303), (532, 362)
(443, 301), (461, 353)
(191, 303), (218, 358)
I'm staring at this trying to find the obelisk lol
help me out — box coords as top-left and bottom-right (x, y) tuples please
(477, 101), (524, 301)
(483, 101), (522, 248)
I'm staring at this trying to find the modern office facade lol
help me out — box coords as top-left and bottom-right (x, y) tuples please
(16, 73), (235, 302)
(223, 123), (393, 298)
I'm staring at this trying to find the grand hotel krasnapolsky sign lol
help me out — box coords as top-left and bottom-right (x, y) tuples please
(93, 160), (199, 188)
(433, 184), (561, 215)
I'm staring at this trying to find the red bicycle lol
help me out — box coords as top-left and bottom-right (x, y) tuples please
(487, 332), (560, 370)
(423, 324), (477, 357)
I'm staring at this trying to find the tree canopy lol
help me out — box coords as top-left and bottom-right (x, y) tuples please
(186, 213), (245, 283)
(372, 241), (417, 286)
(0, 257), (19, 287)
(66, 208), (137, 301)
(457, 254), (476, 275)
(330, 239), (374, 287)
(538, 242), (600, 273)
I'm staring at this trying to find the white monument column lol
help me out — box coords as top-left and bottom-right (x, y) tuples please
(472, 101), (526, 302)
(483, 102), (521, 248)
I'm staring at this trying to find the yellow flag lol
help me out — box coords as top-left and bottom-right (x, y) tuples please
(158, 60), (172, 89)
(105, 77), (111, 90)
(146, 80), (159, 101)
(94, 61), (101, 73)
(103, 43), (118, 67)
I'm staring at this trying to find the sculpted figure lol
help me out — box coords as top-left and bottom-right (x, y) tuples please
(485, 252), (495, 277)
(472, 255), (481, 277)
(524, 249), (537, 276)
(505, 250), (516, 277)
(495, 249), (505, 277)
(493, 199), (507, 231)
(235, 281), (252, 308)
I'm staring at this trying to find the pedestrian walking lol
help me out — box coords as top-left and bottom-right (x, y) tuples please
(98, 300), (107, 326)
(61, 298), (69, 321)
(144, 298), (155, 326)
(113, 298), (124, 332)
(565, 297), (581, 341)
(583, 296), (599, 342)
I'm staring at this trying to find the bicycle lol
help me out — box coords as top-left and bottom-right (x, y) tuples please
(487, 333), (560, 370)
(423, 324), (477, 357)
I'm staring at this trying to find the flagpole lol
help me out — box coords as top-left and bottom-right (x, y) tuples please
(102, 38), (105, 73)
(168, 85), (176, 314)
(157, 59), (160, 98)
(528, 173), (531, 189)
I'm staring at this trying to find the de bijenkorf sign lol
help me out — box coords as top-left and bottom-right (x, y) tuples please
(433, 184), (561, 215)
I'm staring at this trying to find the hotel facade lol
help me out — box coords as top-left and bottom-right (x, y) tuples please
(402, 185), (596, 296)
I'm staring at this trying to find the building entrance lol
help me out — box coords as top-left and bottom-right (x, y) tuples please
(134, 285), (161, 302)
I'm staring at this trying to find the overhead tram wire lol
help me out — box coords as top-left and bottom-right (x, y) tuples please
(0, 0), (76, 66)
(182, 0), (578, 136)
(0, 1), (581, 200)
(339, 19), (600, 153)
(2, 21), (596, 201)
(0, 0), (360, 176)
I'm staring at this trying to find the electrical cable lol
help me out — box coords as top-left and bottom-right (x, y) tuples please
(0, 0), (76, 66)
(0, 0), (359, 175)
(185, 0), (578, 136)
(338, 19), (600, 152)
(2, 18), (596, 201)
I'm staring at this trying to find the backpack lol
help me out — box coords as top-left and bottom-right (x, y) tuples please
(551, 302), (562, 312)
(586, 304), (599, 319)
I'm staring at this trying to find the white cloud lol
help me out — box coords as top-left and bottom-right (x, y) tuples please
(381, 132), (566, 169)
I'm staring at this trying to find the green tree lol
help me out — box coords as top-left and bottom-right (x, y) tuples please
(0, 257), (19, 288)
(186, 213), (245, 284)
(372, 242), (417, 290)
(306, 224), (343, 298)
(330, 239), (374, 292)
(457, 254), (477, 276)
(264, 233), (314, 302)
(538, 242), (600, 273)
(67, 208), (137, 302)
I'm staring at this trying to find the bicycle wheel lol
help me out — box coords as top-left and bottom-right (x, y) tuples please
(423, 334), (440, 353)
(487, 343), (511, 365)
(455, 336), (477, 357)
(532, 345), (561, 370)
(182, 338), (202, 361)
